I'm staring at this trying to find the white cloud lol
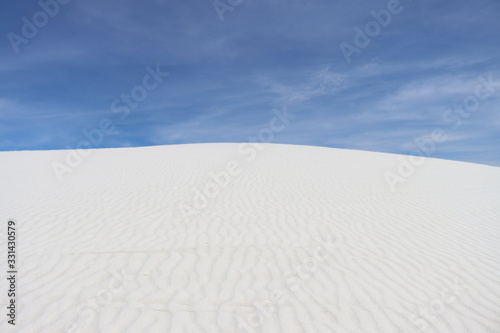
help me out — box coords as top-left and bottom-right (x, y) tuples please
(258, 66), (345, 106)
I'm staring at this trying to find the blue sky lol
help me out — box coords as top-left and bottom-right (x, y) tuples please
(1, 0), (499, 165)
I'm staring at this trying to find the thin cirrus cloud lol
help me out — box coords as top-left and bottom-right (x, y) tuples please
(0, 0), (499, 165)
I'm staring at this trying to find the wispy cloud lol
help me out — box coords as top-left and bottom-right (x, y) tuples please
(258, 66), (345, 106)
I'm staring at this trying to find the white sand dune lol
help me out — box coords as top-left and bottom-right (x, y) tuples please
(1, 143), (500, 333)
